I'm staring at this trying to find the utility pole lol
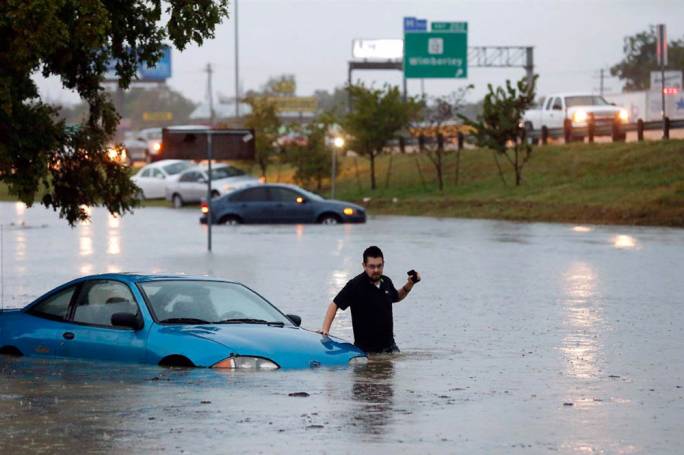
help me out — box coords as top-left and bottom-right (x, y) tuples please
(657, 24), (668, 138)
(234, 0), (240, 119)
(206, 63), (215, 126)
(599, 68), (604, 96)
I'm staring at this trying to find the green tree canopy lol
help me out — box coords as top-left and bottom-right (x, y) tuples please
(610, 26), (684, 92)
(461, 76), (537, 186)
(284, 117), (336, 191)
(0, 0), (229, 224)
(243, 95), (281, 179)
(343, 83), (422, 190)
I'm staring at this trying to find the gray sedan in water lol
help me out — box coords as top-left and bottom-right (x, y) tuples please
(200, 184), (366, 224)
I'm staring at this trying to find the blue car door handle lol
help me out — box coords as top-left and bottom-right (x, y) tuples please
(62, 332), (75, 340)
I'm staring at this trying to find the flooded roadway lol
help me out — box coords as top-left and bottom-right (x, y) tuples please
(1, 202), (683, 453)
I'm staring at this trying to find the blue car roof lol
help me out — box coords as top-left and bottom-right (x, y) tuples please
(66, 273), (230, 286)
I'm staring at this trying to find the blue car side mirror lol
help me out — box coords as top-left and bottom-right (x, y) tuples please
(111, 312), (144, 331)
(287, 314), (302, 327)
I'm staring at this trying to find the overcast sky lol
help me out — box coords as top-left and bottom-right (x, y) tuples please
(37, 0), (684, 106)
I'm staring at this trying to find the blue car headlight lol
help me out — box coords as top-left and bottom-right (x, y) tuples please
(348, 355), (368, 366)
(212, 356), (279, 370)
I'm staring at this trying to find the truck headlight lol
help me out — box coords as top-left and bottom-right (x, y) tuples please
(212, 356), (279, 370)
(572, 110), (588, 124)
(618, 109), (629, 122)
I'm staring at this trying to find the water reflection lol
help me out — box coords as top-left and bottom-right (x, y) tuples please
(15, 202), (26, 217)
(560, 262), (602, 379)
(15, 230), (26, 260)
(107, 237), (120, 256)
(79, 225), (93, 257)
(613, 234), (637, 249)
(350, 359), (395, 434)
(572, 226), (593, 233)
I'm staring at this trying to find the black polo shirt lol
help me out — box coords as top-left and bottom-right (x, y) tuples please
(334, 272), (399, 353)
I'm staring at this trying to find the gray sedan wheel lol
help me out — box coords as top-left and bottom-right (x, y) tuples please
(319, 214), (340, 225)
(172, 194), (184, 209)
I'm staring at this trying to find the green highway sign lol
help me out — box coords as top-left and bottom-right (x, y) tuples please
(431, 22), (468, 33)
(404, 21), (468, 79)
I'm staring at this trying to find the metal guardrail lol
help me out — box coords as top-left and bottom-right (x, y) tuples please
(396, 117), (684, 150)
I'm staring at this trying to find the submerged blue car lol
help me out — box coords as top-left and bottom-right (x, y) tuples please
(200, 183), (367, 225)
(0, 274), (366, 370)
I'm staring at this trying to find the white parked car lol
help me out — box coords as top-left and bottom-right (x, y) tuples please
(131, 160), (195, 199)
(165, 163), (260, 208)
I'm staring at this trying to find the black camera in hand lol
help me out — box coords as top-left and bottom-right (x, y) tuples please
(407, 269), (421, 283)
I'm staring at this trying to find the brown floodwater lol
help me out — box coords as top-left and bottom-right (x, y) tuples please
(1, 202), (683, 453)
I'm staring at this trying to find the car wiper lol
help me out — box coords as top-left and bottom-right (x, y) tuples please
(215, 318), (285, 327)
(159, 317), (211, 324)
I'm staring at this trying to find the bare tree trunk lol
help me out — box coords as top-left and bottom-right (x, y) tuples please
(514, 146), (521, 186)
(385, 151), (394, 188)
(437, 146), (444, 191)
(492, 150), (507, 186)
(369, 151), (376, 190)
(414, 153), (427, 190)
(454, 147), (461, 185)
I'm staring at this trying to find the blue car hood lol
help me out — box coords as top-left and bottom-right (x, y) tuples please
(166, 324), (364, 369)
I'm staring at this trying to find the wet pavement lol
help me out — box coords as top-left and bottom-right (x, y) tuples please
(1, 201), (683, 453)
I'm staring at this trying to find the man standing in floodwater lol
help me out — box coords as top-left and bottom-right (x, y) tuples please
(319, 245), (421, 353)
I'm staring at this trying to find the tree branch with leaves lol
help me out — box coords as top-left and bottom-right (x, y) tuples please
(0, 0), (229, 224)
(461, 76), (537, 187)
(342, 83), (422, 190)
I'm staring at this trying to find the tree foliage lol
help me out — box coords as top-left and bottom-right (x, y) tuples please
(0, 0), (229, 224)
(610, 26), (684, 92)
(342, 83), (422, 190)
(461, 76), (537, 186)
(284, 117), (336, 191)
(243, 96), (281, 179)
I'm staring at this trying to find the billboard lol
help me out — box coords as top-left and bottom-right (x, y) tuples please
(352, 39), (403, 60)
(105, 46), (172, 82)
(160, 128), (255, 161)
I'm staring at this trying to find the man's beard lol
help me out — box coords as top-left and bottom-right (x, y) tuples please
(368, 272), (381, 282)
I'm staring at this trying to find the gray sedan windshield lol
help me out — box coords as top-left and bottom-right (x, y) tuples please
(140, 280), (292, 325)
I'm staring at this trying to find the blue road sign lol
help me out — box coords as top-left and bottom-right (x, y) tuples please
(404, 17), (427, 32)
(104, 45), (172, 82)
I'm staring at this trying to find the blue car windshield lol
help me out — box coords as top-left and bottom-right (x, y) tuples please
(140, 280), (292, 325)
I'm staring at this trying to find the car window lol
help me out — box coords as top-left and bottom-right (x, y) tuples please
(211, 166), (246, 179)
(545, 97), (554, 110)
(552, 98), (563, 110)
(269, 187), (301, 203)
(152, 168), (165, 179)
(231, 187), (269, 202)
(180, 171), (200, 183)
(140, 168), (151, 177)
(140, 280), (292, 325)
(28, 286), (75, 321)
(72, 281), (139, 327)
(162, 161), (193, 175)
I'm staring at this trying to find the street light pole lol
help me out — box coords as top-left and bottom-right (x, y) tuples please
(234, 0), (240, 119)
(331, 137), (345, 199)
(206, 133), (213, 252)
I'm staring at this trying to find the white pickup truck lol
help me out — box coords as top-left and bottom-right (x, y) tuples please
(522, 93), (629, 134)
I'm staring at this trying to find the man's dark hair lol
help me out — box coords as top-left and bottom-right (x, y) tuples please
(363, 246), (384, 264)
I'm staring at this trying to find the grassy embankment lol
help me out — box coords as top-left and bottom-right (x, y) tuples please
(2, 140), (684, 226)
